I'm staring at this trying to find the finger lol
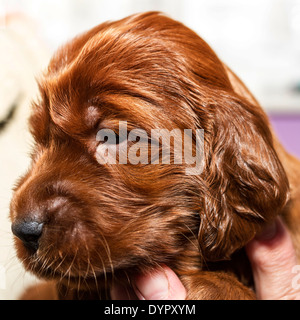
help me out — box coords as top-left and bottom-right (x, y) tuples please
(246, 218), (300, 300)
(133, 265), (186, 300)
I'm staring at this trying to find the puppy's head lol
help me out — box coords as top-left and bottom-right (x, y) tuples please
(10, 12), (289, 289)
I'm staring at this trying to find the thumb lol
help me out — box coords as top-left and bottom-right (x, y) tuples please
(110, 265), (186, 300)
(246, 218), (300, 300)
(133, 265), (186, 300)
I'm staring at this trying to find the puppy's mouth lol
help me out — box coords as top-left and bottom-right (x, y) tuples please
(11, 209), (120, 287)
(23, 251), (112, 288)
(25, 251), (140, 294)
(15, 237), (138, 291)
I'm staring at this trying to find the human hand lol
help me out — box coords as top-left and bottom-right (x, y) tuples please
(245, 217), (300, 300)
(111, 218), (300, 300)
(111, 265), (186, 300)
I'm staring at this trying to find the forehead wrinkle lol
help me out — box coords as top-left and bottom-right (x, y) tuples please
(100, 94), (174, 130)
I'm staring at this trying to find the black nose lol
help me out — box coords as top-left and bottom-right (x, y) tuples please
(11, 220), (44, 252)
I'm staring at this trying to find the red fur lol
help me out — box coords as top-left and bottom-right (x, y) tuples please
(11, 12), (300, 300)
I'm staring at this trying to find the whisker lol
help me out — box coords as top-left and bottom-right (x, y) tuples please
(100, 232), (114, 281)
(90, 262), (101, 299)
(62, 249), (78, 280)
(95, 251), (107, 298)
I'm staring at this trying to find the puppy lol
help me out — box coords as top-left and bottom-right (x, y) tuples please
(10, 12), (300, 300)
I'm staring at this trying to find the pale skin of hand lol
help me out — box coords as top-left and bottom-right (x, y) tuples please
(111, 218), (300, 300)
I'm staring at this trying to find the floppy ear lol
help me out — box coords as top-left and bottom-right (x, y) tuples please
(195, 89), (289, 261)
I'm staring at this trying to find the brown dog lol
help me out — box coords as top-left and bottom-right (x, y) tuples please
(10, 12), (300, 300)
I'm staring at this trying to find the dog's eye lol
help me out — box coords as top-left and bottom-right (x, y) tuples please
(96, 128), (127, 145)
(115, 132), (127, 145)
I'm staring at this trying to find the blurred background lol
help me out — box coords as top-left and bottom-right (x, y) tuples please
(0, 0), (299, 299)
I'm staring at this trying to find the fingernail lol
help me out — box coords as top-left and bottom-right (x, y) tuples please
(255, 220), (278, 242)
(134, 270), (169, 300)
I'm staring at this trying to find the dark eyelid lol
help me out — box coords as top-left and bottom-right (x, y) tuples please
(97, 127), (127, 145)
